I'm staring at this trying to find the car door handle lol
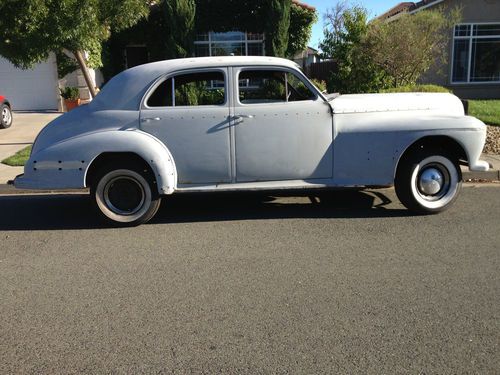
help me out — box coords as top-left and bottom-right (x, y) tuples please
(234, 114), (254, 119)
(141, 117), (161, 122)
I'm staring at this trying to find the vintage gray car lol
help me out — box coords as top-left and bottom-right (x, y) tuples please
(14, 56), (489, 225)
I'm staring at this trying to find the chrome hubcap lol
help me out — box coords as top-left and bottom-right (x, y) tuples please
(419, 167), (444, 195)
(2, 108), (11, 125)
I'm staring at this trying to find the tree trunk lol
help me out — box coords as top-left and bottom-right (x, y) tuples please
(73, 50), (97, 99)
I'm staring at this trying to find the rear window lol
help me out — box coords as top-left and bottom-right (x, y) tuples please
(147, 71), (226, 107)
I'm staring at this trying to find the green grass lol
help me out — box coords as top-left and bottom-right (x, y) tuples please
(380, 84), (451, 93)
(1, 145), (32, 166)
(469, 100), (500, 126)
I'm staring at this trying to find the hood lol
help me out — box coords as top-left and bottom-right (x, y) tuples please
(330, 93), (465, 117)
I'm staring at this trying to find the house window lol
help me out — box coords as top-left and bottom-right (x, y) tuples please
(194, 32), (265, 57)
(452, 24), (500, 83)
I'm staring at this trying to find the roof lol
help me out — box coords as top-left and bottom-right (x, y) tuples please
(91, 56), (301, 111)
(292, 0), (316, 11)
(377, 0), (445, 20)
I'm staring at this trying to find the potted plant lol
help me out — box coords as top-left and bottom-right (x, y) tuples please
(60, 86), (80, 111)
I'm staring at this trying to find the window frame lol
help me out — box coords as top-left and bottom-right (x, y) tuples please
(451, 22), (500, 85)
(142, 68), (229, 109)
(194, 32), (265, 57)
(235, 66), (319, 107)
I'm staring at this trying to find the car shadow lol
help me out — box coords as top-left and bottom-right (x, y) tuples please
(0, 190), (411, 231)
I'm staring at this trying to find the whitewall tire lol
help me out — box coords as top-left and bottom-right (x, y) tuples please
(395, 151), (462, 214)
(92, 166), (161, 226)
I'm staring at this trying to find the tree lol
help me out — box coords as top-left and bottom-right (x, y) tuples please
(286, 2), (318, 58)
(319, 1), (388, 93)
(319, 1), (460, 93)
(265, 0), (292, 57)
(163, 0), (196, 59)
(0, 0), (149, 98)
(364, 9), (460, 87)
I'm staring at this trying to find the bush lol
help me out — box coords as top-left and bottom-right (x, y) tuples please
(380, 85), (451, 93)
(310, 78), (327, 93)
(60, 86), (80, 100)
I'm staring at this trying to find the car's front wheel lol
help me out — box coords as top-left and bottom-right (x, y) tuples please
(91, 164), (161, 226)
(0, 104), (12, 129)
(395, 150), (462, 214)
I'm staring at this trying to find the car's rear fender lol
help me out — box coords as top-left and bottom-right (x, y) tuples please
(16, 130), (178, 194)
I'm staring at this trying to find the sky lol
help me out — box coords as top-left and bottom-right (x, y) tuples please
(306, 0), (400, 49)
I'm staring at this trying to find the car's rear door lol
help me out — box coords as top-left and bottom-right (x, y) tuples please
(140, 68), (231, 184)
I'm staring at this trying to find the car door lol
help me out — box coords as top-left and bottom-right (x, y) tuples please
(232, 67), (333, 182)
(140, 68), (231, 184)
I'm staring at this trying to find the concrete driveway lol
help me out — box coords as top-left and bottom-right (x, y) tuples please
(0, 112), (61, 182)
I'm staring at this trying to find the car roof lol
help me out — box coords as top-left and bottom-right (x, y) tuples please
(90, 56), (302, 111)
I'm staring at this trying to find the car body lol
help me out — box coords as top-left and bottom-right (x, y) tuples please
(0, 95), (13, 129)
(14, 56), (489, 225)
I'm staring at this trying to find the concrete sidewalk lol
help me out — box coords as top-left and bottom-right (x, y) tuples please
(0, 112), (61, 185)
(0, 112), (499, 188)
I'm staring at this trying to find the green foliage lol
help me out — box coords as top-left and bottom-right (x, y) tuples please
(102, 0), (317, 80)
(60, 86), (80, 100)
(55, 51), (78, 79)
(365, 8), (460, 87)
(163, 0), (196, 59)
(469, 100), (500, 126)
(286, 3), (317, 57)
(319, 3), (389, 94)
(319, 2), (460, 93)
(0, 0), (149, 69)
(265, 0), (291, 57)
(1, 146), (31, 167)
(195, 0), (268, 33)
(380, 85), (451, 93)
(310, 78), (327, 93)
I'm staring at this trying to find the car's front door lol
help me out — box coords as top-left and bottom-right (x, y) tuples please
(140, 68), (231, 184)
(232, 67), (333, 182)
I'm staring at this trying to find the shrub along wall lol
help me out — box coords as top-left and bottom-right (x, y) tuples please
(102, 0), (316, 81)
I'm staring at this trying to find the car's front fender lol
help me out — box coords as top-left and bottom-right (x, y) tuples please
(15, 130), (178, 194)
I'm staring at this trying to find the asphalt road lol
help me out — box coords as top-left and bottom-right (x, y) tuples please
(1, 186), (499, 373)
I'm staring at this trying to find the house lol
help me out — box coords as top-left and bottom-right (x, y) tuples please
(104, 0), (316, 80)
(379, 0), (500, 99)
(293, 46), (321, 70)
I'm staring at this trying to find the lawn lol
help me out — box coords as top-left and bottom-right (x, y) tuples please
(469, 100), (500, 126)
(1, 145), (32, 166)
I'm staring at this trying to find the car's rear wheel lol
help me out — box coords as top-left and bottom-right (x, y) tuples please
(91, 164), (161, 226)
(395, 150), (462, 214)
(1, 104), (12, 129)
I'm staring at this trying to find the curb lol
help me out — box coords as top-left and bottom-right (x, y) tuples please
(0, 171), (498, 195)
(0, 184), (88, 195)
(463, 170), (500, 181)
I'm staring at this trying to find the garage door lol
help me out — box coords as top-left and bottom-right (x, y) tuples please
(0, 54), (59, 110)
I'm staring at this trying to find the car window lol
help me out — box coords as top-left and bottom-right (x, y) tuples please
(147, 71), (225, 107)
(238, 70), (315, 104)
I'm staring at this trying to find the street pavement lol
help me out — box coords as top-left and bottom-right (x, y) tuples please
(0, 186), (499, 373)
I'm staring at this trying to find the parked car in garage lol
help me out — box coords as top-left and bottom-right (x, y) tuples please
(13, 56), (489, 225)
(0, 95), (12, 129)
